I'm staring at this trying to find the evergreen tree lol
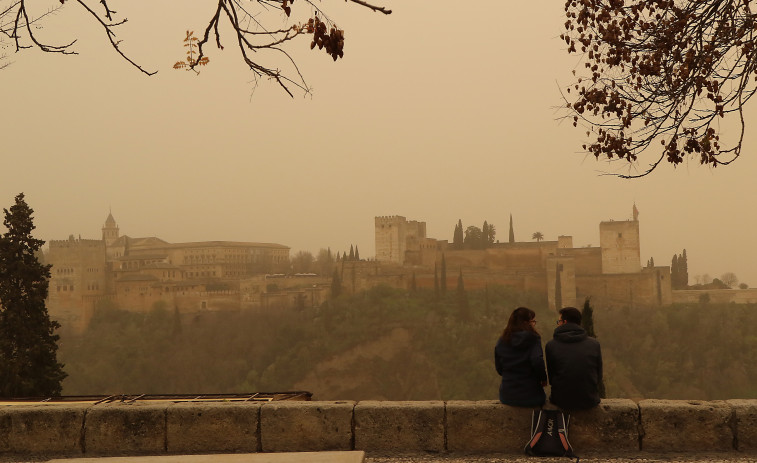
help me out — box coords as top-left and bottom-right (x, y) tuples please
(434, 263), (439, 298)
(508, 214), (515, 243)
(456, 269), (469, 316)
(331, 268), (342, 299)
(483, 221), (496, 247)
(582, 297), (597, 337)
(453, 220), (464, 250)
(581, 297), (606, 398)
(484, 284), (490, 314)
(681, 249), (688, 288)
(0, 193), (66, 397)
(355, 246), (360, 261)
(172, 306), (183, 338)
(671, 254), (679, 289)
(440, 254), (447, 294)
(349, 245), (355, 261)
(482, 221), (489, 249)
(554, 262), (563, 310)
(463, 226), (483, 249)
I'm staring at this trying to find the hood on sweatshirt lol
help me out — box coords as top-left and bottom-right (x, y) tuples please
(552, 322), (588, 343)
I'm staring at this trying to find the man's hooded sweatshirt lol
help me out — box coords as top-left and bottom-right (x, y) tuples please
(545, 322), (603, 410)
(494, 331), (547, 406)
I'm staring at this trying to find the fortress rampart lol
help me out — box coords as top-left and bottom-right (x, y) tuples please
(1, 399), (755, 457)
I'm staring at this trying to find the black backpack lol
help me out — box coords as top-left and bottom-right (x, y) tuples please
(524, 409), (578, 461)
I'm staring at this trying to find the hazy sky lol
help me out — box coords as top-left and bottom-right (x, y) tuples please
(1, 0), (755, 287)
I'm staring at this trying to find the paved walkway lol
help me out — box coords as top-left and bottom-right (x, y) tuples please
(2, 453), (757, 463)
(48, 453), (364, 463)
(365, 454), (757, 462)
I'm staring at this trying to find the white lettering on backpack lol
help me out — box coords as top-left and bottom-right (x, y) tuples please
(546, 418), (554, 437)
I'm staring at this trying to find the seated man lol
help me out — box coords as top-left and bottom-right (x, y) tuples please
(545, 307), (603, 410)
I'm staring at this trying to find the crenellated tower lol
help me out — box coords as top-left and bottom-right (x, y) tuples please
(599, 204), (641, 274)
(375, 216), (427, 264)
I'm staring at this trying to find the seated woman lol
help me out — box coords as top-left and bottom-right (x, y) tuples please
(494, 307), (547, 407)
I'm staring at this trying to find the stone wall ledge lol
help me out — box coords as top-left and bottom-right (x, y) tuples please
(1, 399), (756, 457)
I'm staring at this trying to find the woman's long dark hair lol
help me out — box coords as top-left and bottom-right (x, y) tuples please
(501, 306), (539, 343)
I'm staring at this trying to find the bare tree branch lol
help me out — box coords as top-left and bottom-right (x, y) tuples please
(562, 0), (754, 177)
(73, 0), (155, 75)
(1, 0), (391, 97)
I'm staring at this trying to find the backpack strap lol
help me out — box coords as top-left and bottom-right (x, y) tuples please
(557, 412), (579, 462)
(524, 409), (545, 455)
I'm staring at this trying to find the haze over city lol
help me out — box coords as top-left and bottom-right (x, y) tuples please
(1, 0), (755, 286)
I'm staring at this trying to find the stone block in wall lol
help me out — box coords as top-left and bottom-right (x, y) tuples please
(84, 403), (166, 455)
(354, 401), (444, 452)
(260, 401), (354, 452)
(167, 402), (261, 454)
(0, 404), (87, 455)
(568, 399), (639, 453)
(639, 399), (733, 452)
(727, 399), (757, 452)
(0, 408), (9, 453)
(445, 400), (532, 453)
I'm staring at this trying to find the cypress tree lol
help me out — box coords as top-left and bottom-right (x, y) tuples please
(355, 245), (360, 261)
(508, 214), (515, 243)
(681, 249), (688, 288)
(440, 254), (447, 294)
(457, 269), (469, 316)
(484, 284), (490, 314)
(453, 220), (464, 250)
(351, 263), (356, 294)
(554, 262), (563, 310)
(330, 268), (342, 299)
(581, 297), (606, 398)
(671, 254), (679, 289)
(349, 245), (355, 261)
(0, 193), (67, 397)
(482, 221), (489, 249)
(582, 297), (597, 337)
(172, 306), (183, 338)
(434, 263), (439, 298)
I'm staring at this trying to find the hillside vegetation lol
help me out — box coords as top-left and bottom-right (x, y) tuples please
(58, 286), (757, 400)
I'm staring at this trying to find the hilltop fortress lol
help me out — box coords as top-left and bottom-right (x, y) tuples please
(335, 206), (673, 311)
(45, 207), (757, 332)
(369, 207), (757, 309)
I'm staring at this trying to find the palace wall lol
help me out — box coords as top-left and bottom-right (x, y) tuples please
(672, 288), (757, 304)
(576, 266), (672, 308)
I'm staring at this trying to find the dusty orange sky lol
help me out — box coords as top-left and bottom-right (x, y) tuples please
(1, 0), (755, 287)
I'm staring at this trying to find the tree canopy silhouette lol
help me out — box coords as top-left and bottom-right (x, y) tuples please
(0, 193), (66, 397)
(562, 0), (754, 177)
(1, 0), (391, 95)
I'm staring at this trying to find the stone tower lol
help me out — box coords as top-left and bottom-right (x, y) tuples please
(102, 211), (119, 245)
(599, 205), (641, 274)
(375, 216), (426, 264)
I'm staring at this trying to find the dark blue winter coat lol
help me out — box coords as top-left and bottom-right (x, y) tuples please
(494, 331), (547, 407)
(545, 322), (603, 410)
